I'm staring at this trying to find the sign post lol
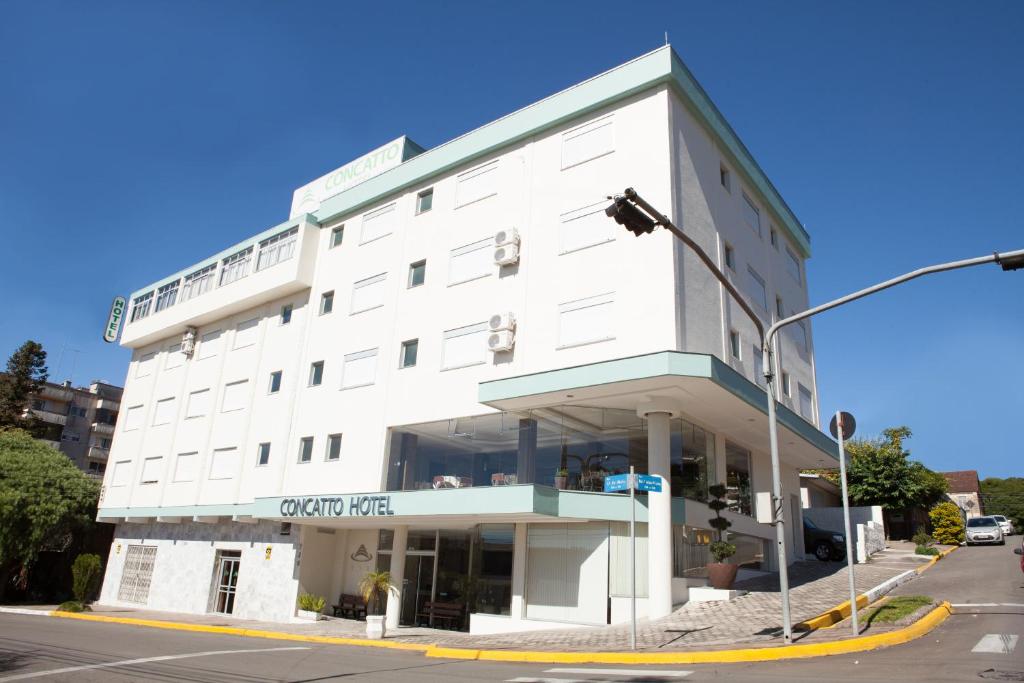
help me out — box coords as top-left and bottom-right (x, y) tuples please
(830, 410), (859, 636)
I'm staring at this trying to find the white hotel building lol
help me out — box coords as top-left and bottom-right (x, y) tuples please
(98, 46), (837, 634)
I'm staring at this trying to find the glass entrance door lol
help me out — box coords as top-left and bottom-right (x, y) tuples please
(400, 554), (434, 626)
(214, 551), (241, 614)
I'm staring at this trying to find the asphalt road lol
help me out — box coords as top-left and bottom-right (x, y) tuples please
(0, 542), (1020, 682)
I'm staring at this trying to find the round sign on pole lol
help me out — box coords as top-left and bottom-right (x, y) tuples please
(829, 411), (856, 440)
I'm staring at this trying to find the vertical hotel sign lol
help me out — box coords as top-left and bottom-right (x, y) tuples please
(103, 296), (126, 343)
(288, 136), (421, 218)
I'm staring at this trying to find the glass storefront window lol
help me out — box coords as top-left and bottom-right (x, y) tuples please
(725, 441), (753, 516)
(471, 524), (513, 615)
(670, 419), (715, 502)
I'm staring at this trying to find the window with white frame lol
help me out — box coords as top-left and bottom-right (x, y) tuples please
(448, 238), (493, 285)
(152, 397), (175, 426)
(255, 227), (298, 271)
(752, 346), (766, 387)
(790, 315), (808, 355)
(165, 343), (184, 369)
(208, 447), (238, 480)
(781, 371), (791, 397)
(729, 330), (741, 359)
(558, 293), (615, 348)
(441, 323), (489, 370)
(180, 263), (216, 301)
(124, 405), (144, 431)
(135, 352), (156, 378)
(351, 273), (386, 313)
(154, 280), (179, 313)
(221, 380), (248, 412)
(455, 160), (499, 207)
(268, 370), (282, 394)
(770, 227), (779, 249)
(408, 260), (426, 288)
(746, 267), (768, 311)
(111, 460), (132, 487)
(416, 188), (434, 214)
(280, 304), (293, 325)
(173, 451), (198, 482)
(724, 243), (736, 270)
(775, 295), (785, 319)
(220, 247), (252, 286)
(559, 200), (616, 254)
(341, 348), (377, 389)
(233, 318), (258, 349)
(720, 165), (731, 192)
(185, 388), (210, 418)
(360, 203), (397, 244)
(297, 437), (314, 464)
(326, 434), (342, 461)
(308, 361), (324, 387)
(785, 245), (802, 283)
(742, 194), (761, 237)
(130, 292), (152, 322)
(798, 384), (814, 421)
(319, 291), (334, 315)
(329, 225), (344, 248)
(256, 442), (271, 466)
(561, 114), (614, 169)
(139, 456), (163, 484)
(197, 330), (222, 359)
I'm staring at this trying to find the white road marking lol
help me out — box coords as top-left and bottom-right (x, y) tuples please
(506, 678), (587, 683)
(971, 634), (1019, 654)
(0, 646), (311, 681)
(952, 603), (1024, 608)
(547, 668), (693, 678)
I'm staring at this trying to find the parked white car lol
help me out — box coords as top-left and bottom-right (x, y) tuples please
(966, 516), (1005, 545)
(992, 515), (1015, 536)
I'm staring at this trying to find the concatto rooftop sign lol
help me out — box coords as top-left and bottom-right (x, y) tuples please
(289, 136), (423, 218)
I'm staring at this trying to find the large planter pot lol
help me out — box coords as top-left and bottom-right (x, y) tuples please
(554, 476), (567, 490)
(707, 562), (738, 590)
(365, 614), (386, 640)
(297, 609), (322, 621)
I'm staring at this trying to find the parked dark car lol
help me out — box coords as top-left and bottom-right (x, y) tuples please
(804, 518), (846, 561)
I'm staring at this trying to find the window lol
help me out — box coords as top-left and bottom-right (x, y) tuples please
(441, 323), (489, 370)
(209, 447), (239, 480)
(326, 434), (342, 461)
(256, 227), (298, 271)
(280, 304), (293, 325)
(724, 243), (735, 270)
(559, 200), (616, 254)
(785, 246), (802, 283)
(351, 273), (386, 313)
(124, 405), (144, 431)
(408, 260), (426, 288)
(561, 114), (615, 169)
(135, 352), (156, 378)
(770, 228), (779, 249)
(400, 339), (418, 368)
(221, 380), (249, 412)
(720, 165), (731, 192)
(455, 160), (499, 207)
(416, 188), (434, 214)
(725, 441), (753, 516)
(117, 545), (157, 604)
(154, 280), (179, 313)
(185, 389), (210, 418)
(197, 330), (222, 359)
(752, 346), (766, 388)
(558, 292), (615, 348)
(31, 399), (45, 411)
(268, 371), (282, 394)
(298, 437), (314, 464)
(729, 330), (741, 359)
(360, 203), (397, 244)
(776, 295), (785, 319)
(152, 397), (175, 426)
(220, 247), (252, 286)
(746, 267), (768, 311)
(781, 371), (791, 397)
(742, 194), (761, 237)
(256, 442), (271, 466)
(181, 263), (216, 301)
(448, 238), (493, 285)
(165, 343), (184, 369)
(308, 361), (324, 387)
(173, 452), (198, 482)
(329, 225), (344, 249)
(111, 460), (132, 487)
(129, 292), (152, 322)
(341, 349), (377, 388)
(798, 384), (814, 421)
(790, 316), (809, 355)
(319, 291), (334, 315)
(233, 318), (259, 349)
(140, 456), (162, 484)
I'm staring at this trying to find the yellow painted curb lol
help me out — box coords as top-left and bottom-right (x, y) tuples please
(915, 545), (958, 575)
(421, 602), (953, 664)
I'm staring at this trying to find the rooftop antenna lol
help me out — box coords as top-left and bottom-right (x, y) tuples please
(664, 31), (669, 46)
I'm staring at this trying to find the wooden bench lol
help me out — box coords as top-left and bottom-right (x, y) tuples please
(332, 593), (367, 620)
(417, 601), (464, 630)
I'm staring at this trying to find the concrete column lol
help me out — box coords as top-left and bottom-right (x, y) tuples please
(385, 526), (408, 629)
(638, 400), (675, 620)
(510, 522), (528, 619)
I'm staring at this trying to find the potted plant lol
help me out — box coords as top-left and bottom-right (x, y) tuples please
(706, 483), (738, 590)
(359, 570), (397, 639)
(554, 468), (568, 490)
(296, 593), (326, 621)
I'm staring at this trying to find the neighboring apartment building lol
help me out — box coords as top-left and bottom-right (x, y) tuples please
(27, 379), (122, 476)
(800, 472), (841, 508)
(97, 46), (837, 634)
(942, 470), (985, 519)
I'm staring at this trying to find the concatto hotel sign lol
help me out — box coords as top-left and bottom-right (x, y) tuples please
(279, 495), (395, 518)
(289, 136), (421, 218)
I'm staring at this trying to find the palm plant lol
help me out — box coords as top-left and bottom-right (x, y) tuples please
(358, 570), (397, 616)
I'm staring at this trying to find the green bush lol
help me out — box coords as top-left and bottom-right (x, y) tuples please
(929, 502), (965, 545)
(915, 545), (939, 556)
(297, 593), (325, 613)
(71, 554), (102, 603)
(911, 530), (932, 547)
(57, 600), (90, 613)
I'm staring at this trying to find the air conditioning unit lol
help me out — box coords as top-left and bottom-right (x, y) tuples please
(489, 312), (516, 332)
(494, 242), (520, 266)
(488, 329), (515, 352)
(494, 227), (520, 247)
(181, 327), (198, 357)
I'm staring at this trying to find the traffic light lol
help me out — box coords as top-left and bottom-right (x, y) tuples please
(996, 251), (1024, 271)
(605, 196), (656, 236)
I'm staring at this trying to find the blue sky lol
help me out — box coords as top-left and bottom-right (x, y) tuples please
(1, 2), (1021, 477)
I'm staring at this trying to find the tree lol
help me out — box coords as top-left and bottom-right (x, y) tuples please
(929, 502), (965, 545)
(0, 341), (48, 429)
(0, 429), (100, 599)
(980, 477), (1024, 531)
(845, 426), (947, 510)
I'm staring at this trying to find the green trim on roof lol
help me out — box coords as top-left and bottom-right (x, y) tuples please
(97, 503), (256, 519)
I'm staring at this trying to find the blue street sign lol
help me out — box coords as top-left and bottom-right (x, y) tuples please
(635, 474), (662, 493)
(603, 473), (630, 493)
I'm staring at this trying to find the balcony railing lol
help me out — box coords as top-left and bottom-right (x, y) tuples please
(30, 409), (67, 426)
(87, 446), (110, 462)
(39, 385), (73, 402)
(96, 398), (120, 411)
(91, 422), (115, 435)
